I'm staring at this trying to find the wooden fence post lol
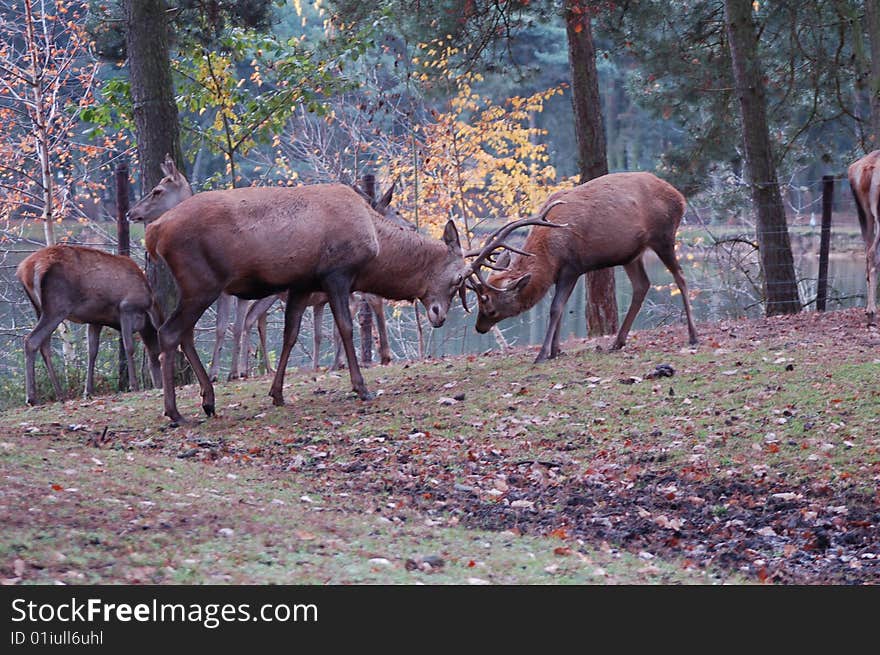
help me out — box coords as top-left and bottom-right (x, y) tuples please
(816, 175), (834, 311)
(116, 161), (130, 390)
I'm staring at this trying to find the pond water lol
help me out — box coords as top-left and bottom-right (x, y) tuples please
(0, 230), (870, 392)
(377, 250), (869, 363)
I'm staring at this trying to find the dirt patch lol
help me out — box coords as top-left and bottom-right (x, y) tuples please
(2, 307), (878, 584)
(444, 469), (879, 584)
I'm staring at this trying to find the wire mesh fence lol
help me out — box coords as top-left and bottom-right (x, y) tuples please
(0, 173), (872, 409)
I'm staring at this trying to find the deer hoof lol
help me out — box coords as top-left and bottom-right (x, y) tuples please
(166, 412), (187, 427)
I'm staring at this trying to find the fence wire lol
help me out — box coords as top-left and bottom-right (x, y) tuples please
(0, 174), (873, 409)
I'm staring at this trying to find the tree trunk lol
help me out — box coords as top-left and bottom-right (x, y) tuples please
(565, 1), (618, 337)
(124, 0), (192, 382)
(865, 0), (880, 144)
(724, 0), (801, 316)
(23, 0), (55, 246)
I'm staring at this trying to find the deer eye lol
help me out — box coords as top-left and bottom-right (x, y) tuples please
(454, 274), (463, 286)
(480, 294), (488, 303)
(152, 188), (163, 196)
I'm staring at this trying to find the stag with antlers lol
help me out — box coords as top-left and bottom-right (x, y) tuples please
(467, 172), (699, 361)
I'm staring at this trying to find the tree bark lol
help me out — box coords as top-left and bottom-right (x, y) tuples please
(124, 0), (192, 382)
(724, 0), (801, 315)
(565, 1), (618, 337)
(865, 0), (880, 144)
(23, 0), (55, 246)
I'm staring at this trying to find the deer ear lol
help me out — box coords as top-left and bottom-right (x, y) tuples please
(443, 220), (462, 257)
(160, 154), (173, 177)
(508, 274), (531, 292)
(376, 180), (396, 211)
(495, 251), (511, 270)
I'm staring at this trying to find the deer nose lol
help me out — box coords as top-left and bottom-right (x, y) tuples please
(428, 304), (445, 327)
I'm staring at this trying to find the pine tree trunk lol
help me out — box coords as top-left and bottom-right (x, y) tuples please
(124, 0), (192, 382)
(724, 0), (801, 316)
(865, 0), (880, 143)
(565, 1), (618, 337)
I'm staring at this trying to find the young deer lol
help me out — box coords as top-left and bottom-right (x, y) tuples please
(16, 245), (162, 404)
(468, 172), (699, 361)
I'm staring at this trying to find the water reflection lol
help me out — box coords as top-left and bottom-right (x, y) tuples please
(406, 252), (869, 360)
(0, 243), (870, 381)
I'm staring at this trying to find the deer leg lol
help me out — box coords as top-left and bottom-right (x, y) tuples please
(331, 297), (359, 370)
(655, 244), (699, 345)
(179, 327), (215, 417)
(159, 295), (216, 424)
(611, 258), (650, 350)
(40, 339), (63, 401)
(268, 293), (310, 406)
(867, 235), (879, 326)
(208, 292), (232, 383)
(330, 323), (346, 371)
(357, 295), (374, 366)
(325, 275), (371, 400)
(535, 269), (579, 363)
(256, 312), (273, 375)
(312, 302), (325, 370)
(23, 309), (66, 405)
(85, 324), (101, 397)
(139, 324), (162, 389)
(368, 296), (393, 365)
(227, 298), (251, 381)
(243, 295), (277, 376)
(119, 309), (140, 392)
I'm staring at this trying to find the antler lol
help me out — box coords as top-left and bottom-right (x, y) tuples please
(463, 200), (567, 290)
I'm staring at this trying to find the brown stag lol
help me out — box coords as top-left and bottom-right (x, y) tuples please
(847, 150), (880, 326)
(233, 185), (418, 377)
(129, 169), (473, 424)
(16, 245), (162, 404)
(128, 158), (407, 381)
(468, 172), (699, 361)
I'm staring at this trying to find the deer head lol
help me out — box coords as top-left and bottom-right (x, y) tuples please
(472, 251), (533, 333)
(127, 154), (193, 222)
(461, 201), (567, 332)
(421, 220), (466, 327)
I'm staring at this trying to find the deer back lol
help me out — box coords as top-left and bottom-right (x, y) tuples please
(146, 184), (381, 299)
(16, 245), (154, 328)
(531, 173), (684, 272)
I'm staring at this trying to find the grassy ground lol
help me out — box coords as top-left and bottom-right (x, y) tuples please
(1, 307), (878, 585)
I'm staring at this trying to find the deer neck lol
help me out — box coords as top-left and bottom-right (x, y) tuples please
(355, 219), (447, 301)
(504, 239), (560, 313)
